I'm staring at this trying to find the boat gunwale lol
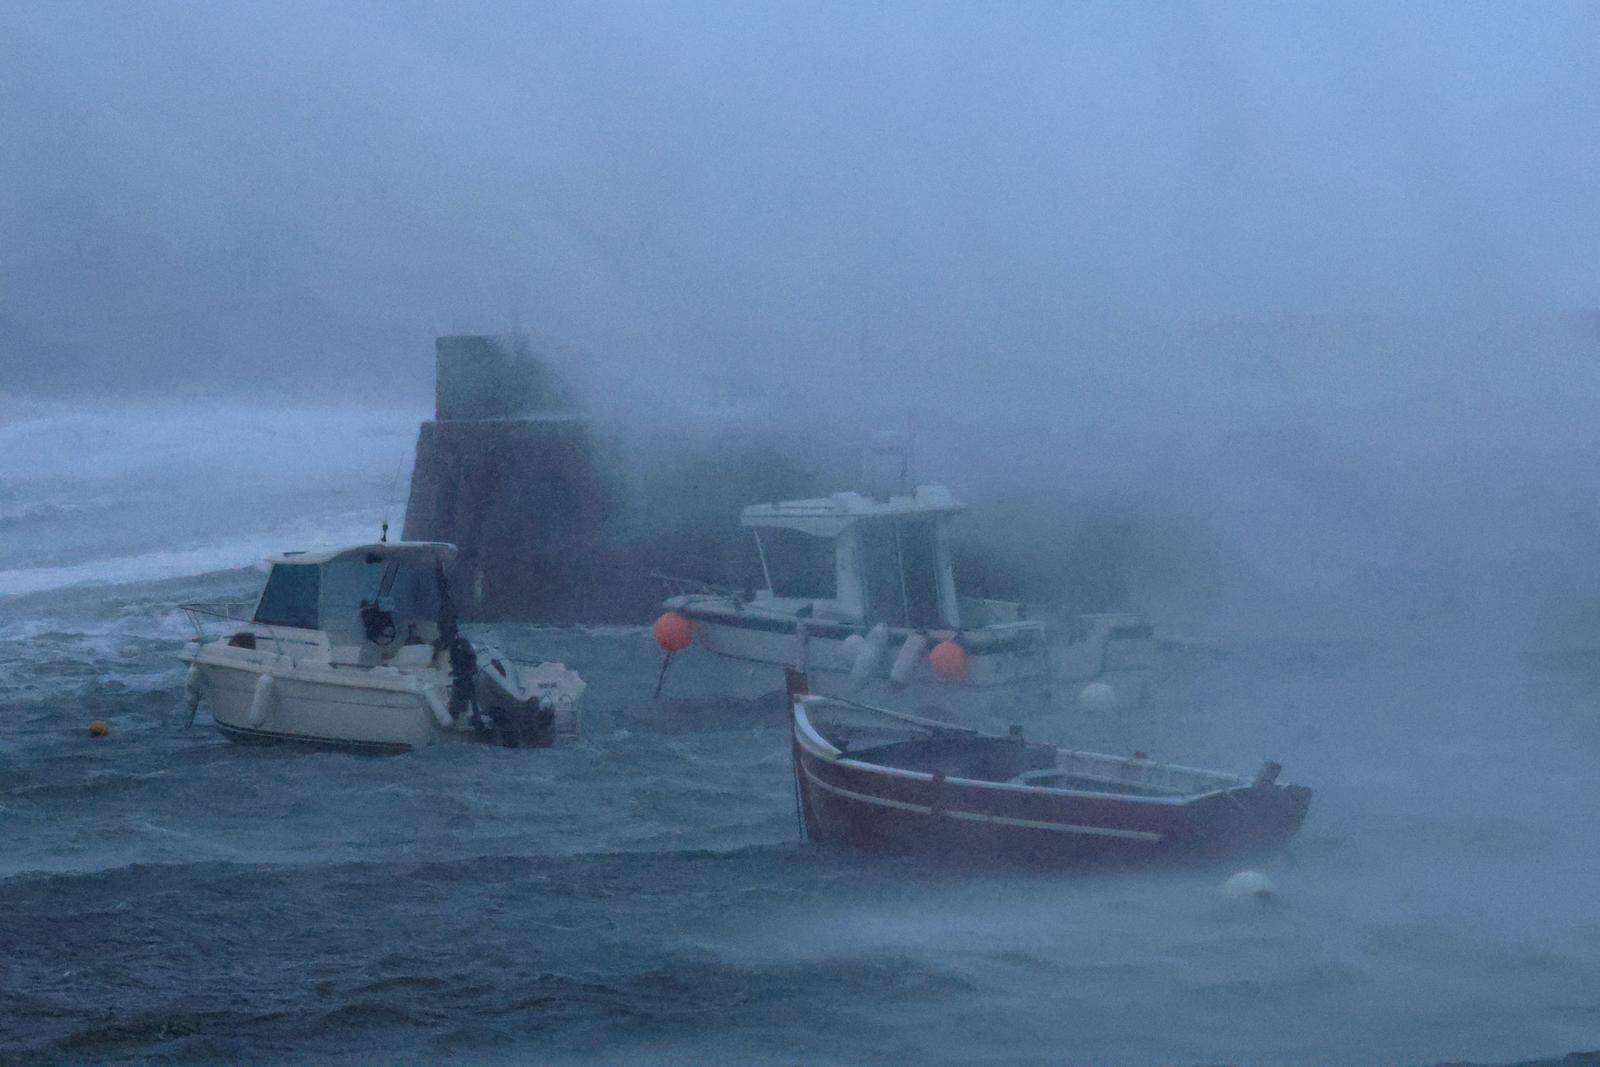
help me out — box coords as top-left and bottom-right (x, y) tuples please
(672, 597), (1051, 654)
(794, 698), (1241, 806)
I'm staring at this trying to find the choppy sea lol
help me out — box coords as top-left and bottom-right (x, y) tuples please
(2, 401), (1597, 1065)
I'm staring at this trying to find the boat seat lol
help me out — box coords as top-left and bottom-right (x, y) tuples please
(391, 644), (435, 667)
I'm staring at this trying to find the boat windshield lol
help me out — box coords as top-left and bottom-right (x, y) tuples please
(254, 563), (320, 629)
(320, 554), (443, 643)
(859, 518), (946, 628)
(757, 528), (835, 600)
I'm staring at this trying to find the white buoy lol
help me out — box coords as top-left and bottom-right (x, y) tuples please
(1078, 681), (1118, 712)
(1222, 870), (1277, 904)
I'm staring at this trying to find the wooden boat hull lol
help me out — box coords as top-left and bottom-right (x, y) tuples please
(792, 712), (1311, 866)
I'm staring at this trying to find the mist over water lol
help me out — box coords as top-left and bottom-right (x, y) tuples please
(3, 2), (1600, 1063)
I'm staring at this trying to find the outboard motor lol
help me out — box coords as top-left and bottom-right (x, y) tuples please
(447, 635), (479, 721)
(475, 655), (556, 747)
(431, 563), (585, 747)
(473, 653), (586, 747)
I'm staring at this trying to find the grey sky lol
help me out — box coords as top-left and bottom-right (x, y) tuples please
(3, 2), (1596, 404)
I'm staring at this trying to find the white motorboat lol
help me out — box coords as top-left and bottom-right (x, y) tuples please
(655, 486), (1154, 712)
(180, 541), (583, 752)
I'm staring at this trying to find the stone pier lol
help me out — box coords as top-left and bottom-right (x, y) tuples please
(402, 335), (616, 622)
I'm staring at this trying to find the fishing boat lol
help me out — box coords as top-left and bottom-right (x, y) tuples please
(654, 484), (1155, 711)
(788, 671), (1310, 864)
(179, 541), (583, 752)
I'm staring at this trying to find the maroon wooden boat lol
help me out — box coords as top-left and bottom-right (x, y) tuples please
(788, 671), (1311, 865)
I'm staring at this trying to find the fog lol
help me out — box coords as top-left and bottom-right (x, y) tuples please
(4, 3), (1600, 1063)
(7, 2), (1600, 638)
(7, 3), (1598, 390)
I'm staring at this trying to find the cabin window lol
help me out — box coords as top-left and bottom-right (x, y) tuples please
(896, 520), (945, 628)
(858, 519), (946, 628)
(319, 557), (387, 634)
(757, 529), (835, 600)
(385, 561), (442, 623)
(316, 556), (443, 640)
(859, 523), (903, 624)
(253, 564), (320, 629)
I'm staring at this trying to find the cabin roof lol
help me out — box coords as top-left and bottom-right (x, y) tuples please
(741, 486), (964, 536)
(264, 541), (459, 566)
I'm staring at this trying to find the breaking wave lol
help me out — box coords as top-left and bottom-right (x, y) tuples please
(0, 399), (424, 595)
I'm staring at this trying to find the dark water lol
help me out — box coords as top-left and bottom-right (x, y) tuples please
(3, 404), (1599, 1064)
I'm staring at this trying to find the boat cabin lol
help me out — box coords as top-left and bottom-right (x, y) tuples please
(248, 542), (459, 652)
(742, 486), (968, 631)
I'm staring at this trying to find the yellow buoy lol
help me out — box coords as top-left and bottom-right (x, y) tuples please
(88, 720), (109, 738)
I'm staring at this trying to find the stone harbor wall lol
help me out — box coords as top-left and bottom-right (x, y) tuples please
(402, 334), (833, 622)
(403, 336), (617, 622)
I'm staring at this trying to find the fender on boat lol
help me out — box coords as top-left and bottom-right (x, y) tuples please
(849, 623), (891, 691)
(423, 686), (453, 729)
(889, 633), (929, 688)
(184, 663), (206, 712)
(247, 672), (276, 727)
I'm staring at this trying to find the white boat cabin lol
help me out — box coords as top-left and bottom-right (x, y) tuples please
(743, 486), (999, 632)
(245, 541), (459, 660)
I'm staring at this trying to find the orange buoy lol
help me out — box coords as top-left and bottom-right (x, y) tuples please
(88, 720), (109, 738)
(929, 638), (969, 682)
(653, 611), (695, 653)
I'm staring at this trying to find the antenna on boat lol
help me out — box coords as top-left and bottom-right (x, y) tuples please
(382, 445), (409, 545)
(864, 428), (912, 499)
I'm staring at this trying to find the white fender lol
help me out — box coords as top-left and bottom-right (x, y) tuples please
(247, 672), (276, 727)
(849, 624), (890, 691)
(423, 686), (453, 729)
(889, 633), (929, 688)
(841, 633), (866, 663)
(184, 664), (206, 712)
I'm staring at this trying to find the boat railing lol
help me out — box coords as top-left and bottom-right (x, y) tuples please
(652, 571), (740, 599)
(180, 601), (256, 638)
(956, 595), (1026, 627)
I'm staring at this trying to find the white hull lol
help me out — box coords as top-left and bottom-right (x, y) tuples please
(188, 655), (455, 751)
(670, 607), (1154, 715)
(183, 642), (581, 751)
